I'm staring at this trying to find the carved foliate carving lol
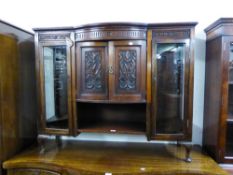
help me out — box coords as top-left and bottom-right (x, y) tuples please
(153, 30), (190, 39)
(39, 33), (70, 41)
(119, 50), (137, 90)
(75, 30), (146, 41)
(84, 51), (104, 91)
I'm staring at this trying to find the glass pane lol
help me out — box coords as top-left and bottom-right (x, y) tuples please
(228, 44), (233, 119)
(225, 123), (233, 157)
(226, 43), (233, 156)
(43, 46), (68, 129)
(155, 43), (185, 134)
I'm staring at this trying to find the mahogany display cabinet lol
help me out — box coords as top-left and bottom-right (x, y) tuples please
(0, 21), (199, 175)
(33, 22), (196, 146)
(203, 18), (233, 164)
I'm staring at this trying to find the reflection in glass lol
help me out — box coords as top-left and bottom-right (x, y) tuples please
(226, 44), (233, 156)
(228, 44), (233, 118)
(43, 46), (68, 129)
(155, 43), (185, 134)
(226, 123), (233, 157)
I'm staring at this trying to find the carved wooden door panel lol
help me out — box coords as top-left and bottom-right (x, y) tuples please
(76, 42), (108, 101)
(109, 41), (146, 102)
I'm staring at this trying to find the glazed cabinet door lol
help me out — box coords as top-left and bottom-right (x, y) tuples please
(37, 32), (73, 135)
(76, 42), (108, 101)
(221, 37), (233, 162)
(109, 40), (146, 102)
(150, 29), (194, 140)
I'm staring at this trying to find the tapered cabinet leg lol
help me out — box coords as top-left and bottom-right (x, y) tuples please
(37, 136), (46, 154)
(177, 141), (192, 163)
(56, 136), (62, 148)
(185, 145), (192, 163)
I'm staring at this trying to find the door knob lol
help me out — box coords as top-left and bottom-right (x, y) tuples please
(109, 65), (114, 74)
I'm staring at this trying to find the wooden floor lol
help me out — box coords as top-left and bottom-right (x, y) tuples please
(3, 140), (229, 175)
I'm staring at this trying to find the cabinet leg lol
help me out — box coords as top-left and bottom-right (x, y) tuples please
(56, 135), (62, 148)
(37, 136), (46, 154)
(37, 135), (62, 153)
(177, 141), (192, 163)
(185, 145), (192, 163)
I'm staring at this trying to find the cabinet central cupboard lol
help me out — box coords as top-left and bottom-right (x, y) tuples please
(34, 22), (196, 142)
(76, 40), (146, 102)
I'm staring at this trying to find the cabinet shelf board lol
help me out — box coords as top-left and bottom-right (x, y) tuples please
(225, 143), (233, 158)
(76, 99), (147, 104)
(78, 121), (146, 134)
(47, 115), (68, 123)
(227, 119), (233, 123)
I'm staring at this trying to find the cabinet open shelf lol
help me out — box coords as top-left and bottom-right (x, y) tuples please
(77, 102), (146, 134)
(76, 99), (147, 104)
(227, 114), (233, 124)
(78, 121), (145, 134)
(227, 119), (233, 123)
(226, 143), (233, 158)
(47, 115), (68, 123)
(227, 113), (233, 122)
(46, 116), (68, 129)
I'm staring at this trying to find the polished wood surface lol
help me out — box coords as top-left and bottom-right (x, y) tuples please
(203, 37), (223, 162)
(3, 141), (228, 175)
(77, 103), (146, 134)
(146, 30), (152, 139)
(0, 24), (37, 174)
(7, 169), (60, 175)
(150, 26), (195, 141)
(205, 18), (233, 41)
(34, 22), (197, 141)
(76, 40), (146, 103)
(33, 22), (198, 32)
(76, 42), (109, 101)
(0, 34), (20, 175)
(109, 40), (146, 102)
(36, 32), (74, 135)
(204, 18), (233, 164)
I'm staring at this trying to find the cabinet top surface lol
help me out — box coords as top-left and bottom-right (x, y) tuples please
(205, 18), (233, 33)
(33, 22), (198, 32)
(3, 141), (227, 175)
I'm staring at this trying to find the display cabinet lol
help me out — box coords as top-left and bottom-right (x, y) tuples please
(35, 31), (74, 135)
(149, 25), (195, 141)
(34, 22), (196, 148)
(204, 18), (233, 163)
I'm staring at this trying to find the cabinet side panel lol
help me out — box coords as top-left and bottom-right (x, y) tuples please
(18, 38), (37, 148)
(203, 37), (222, 160)
(0, 34), (20, 162)
(0, 34), (37, 175)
